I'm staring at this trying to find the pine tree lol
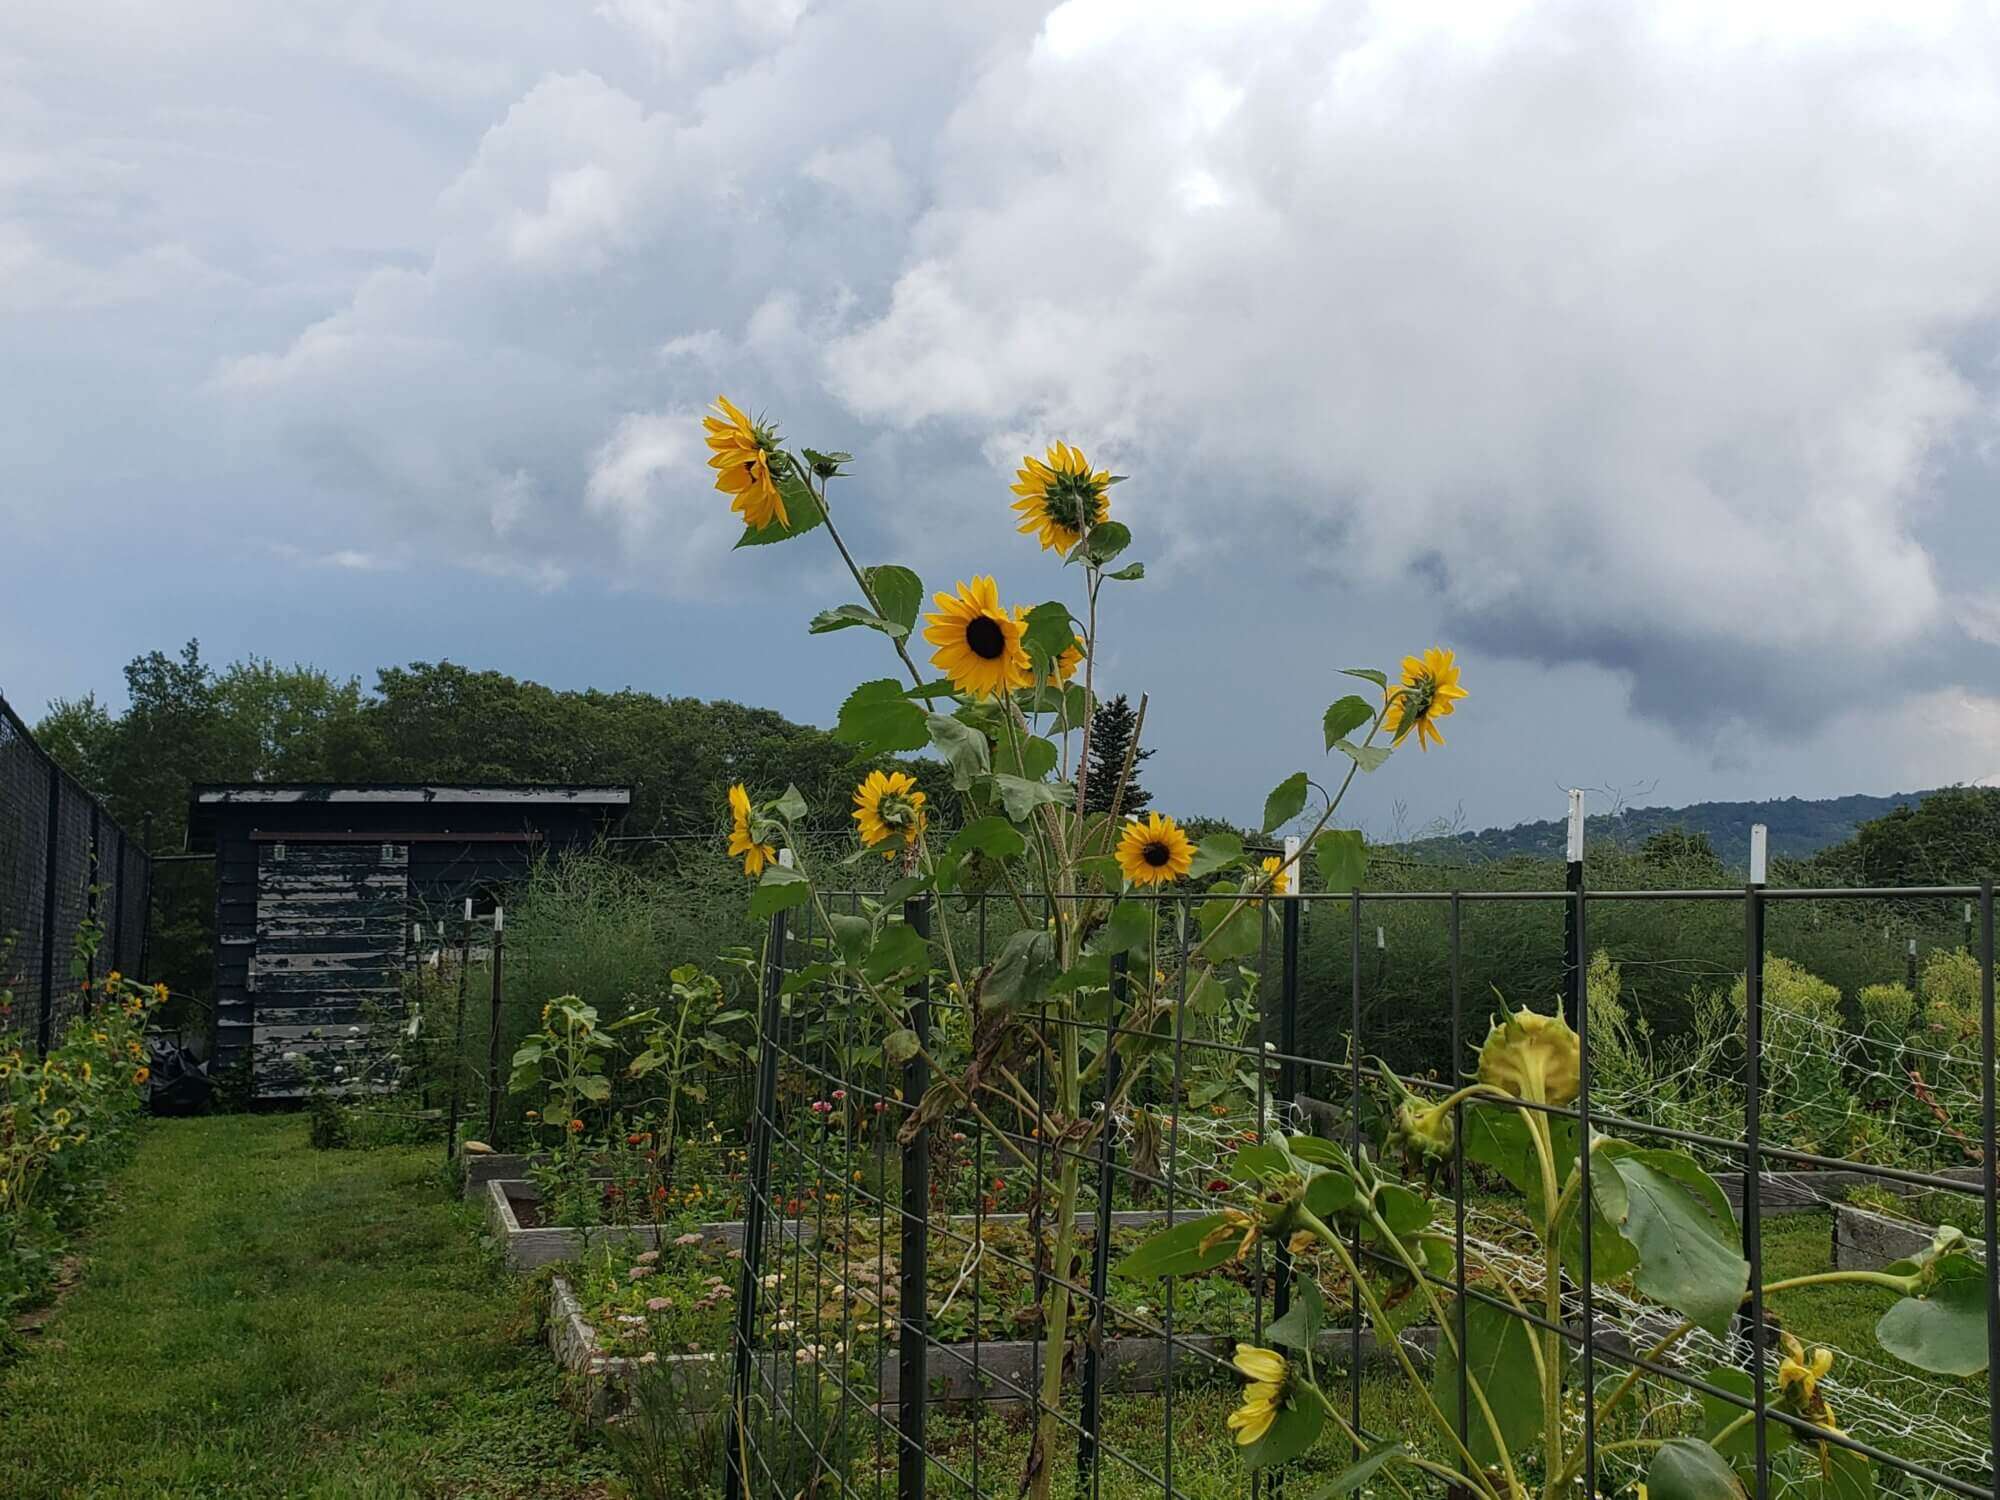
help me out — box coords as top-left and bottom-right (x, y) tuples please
(1084, 693), (1153, 817)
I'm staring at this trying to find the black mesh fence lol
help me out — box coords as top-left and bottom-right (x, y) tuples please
(716, 879), (1999, 1500)
(0, 692), (151, 1051)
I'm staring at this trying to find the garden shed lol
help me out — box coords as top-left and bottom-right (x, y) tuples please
(188, 784), (630, 1098)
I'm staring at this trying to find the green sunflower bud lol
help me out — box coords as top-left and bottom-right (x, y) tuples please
(1477, 1007), (1581, 1108)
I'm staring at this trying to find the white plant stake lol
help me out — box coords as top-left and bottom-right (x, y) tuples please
(1750, 823), (1768, 886)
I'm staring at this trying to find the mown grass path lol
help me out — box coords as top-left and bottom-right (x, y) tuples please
(0, 1114), (612, 1500)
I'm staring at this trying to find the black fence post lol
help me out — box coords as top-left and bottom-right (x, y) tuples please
(109, 824), (124, 976)
(1573, 848), (1597, 1491)
(1271, 862), (1302, 1333)
(1743, 824), (1769, 1499)
(1079, 948), (1128, 1478)
(36, 761), (61, 1055)
(137, 813), (154, 982)
(897, 894), (931, 1500)
(724, 885), (790, 1500)
(1562, 789), (1584, 1027)
(446, 898), (472, 1162)
(484, 906), (505, 1145)
(1980, 880), (1997, 1475)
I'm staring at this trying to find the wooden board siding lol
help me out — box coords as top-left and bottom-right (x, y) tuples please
(250, 842), (409, 1097)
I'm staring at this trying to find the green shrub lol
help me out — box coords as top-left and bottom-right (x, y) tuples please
(1730, 958), (1855, 1159)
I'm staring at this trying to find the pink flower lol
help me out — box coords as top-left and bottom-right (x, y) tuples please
(831, 1089), (846, 1101)
(646, 1297), (671, 1312)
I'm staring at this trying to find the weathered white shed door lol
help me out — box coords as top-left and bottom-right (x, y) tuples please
(250, 840), (410, 1097)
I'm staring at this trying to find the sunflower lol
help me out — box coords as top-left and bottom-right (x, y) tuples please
(1227, 1345), (1289, 1446)
(1260, 855), (1290, 897)
(1383, 647), (1467, 751)
(131, 1066), (149, 1087)
(852, 770), (927, 859)
(727, 783), (776, 878)
(703, 396), (789, 531)
(923, 577), (1032, 698)
(1011, 442), (1112, 553)
(1115, 812), (1196, 887)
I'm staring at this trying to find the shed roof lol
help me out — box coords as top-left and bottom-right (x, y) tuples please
(187, 783), (631, 846)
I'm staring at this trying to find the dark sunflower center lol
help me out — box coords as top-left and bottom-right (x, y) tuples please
(1142, 841), (1171, 867)
(965, 615), (1006, 661)
(1043, 477), (1103, 533)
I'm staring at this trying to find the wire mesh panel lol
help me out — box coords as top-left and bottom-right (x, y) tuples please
(721, 879), (1999, 1500)
(0, 703), (52, 1026)
(0, 692), (153, 1051)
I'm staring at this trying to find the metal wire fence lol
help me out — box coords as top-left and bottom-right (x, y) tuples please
(0, 691), (152, 1051)
(719, 873), (1998, 1500)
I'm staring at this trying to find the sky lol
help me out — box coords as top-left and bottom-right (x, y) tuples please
(3, 0), (1999, 837)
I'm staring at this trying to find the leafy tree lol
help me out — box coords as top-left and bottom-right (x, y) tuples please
(1083, 692), (1152, 817)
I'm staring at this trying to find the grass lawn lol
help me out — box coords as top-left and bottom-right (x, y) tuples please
(0, 1114), (614, 1500)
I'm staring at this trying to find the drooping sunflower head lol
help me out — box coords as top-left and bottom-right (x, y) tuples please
(852, 770), (927, 859)
(923, 577), (1032, 698)
(1115, 812), (1196, 888)
(1476, 1006), (1581, 1108)
(703, 396), (790, 532)
(1011, 442), (1112, 554)
(726, 782), (777, 879)
(1226, 1344), (1290, 1446)
(1383, 647), (1467, 751)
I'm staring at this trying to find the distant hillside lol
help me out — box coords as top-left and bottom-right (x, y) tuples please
(1415, 789), (1948, 866)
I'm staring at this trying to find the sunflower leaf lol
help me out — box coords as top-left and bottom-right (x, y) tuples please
(748, 864), (812, 920)
(1196, 895), (1262, 963)
(1186, 831), (1244, 879)
(1262, 772), (1310, 834)
(834, 680), (929, 756)
(1021, 602), (1079, 679)
(733, 472), (825, 547)
(1341, 666), (1388, 689)
(1315, 829), (1367, 891)
(1243, 1387), (1326, 1469)
(927, 714), (991, 791)
(935, 816), (1025, 896)
(808, 603), (907, 640)
(982, 927), (1059, 1012)
(1323, 696), (1375, 750)
(864, 565), (923, 634)
(1106, 562), (1145, 581)
(1332, 737), (1391, 772)
(988, 773), (1072, 823)
(1082, 521), (1131, 565)
(772, 784), (810, 823)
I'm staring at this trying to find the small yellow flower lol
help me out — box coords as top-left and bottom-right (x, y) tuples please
(923, 577), (1032, 699)
(107, 971), (122, 985)
(1383, 647), (1467, 751)
(1115, 813), (1196, 888)
(1477, 1007), (1580, 1108)
(52, 1108), (71, 1127)
(852, 770), (927, 859)
(1199, 1208), (1262, 1263)
(132, 1066), (150, 1086)
(1776, 1333), (1842, 1431)
(1260, 855), (1290, 898)
(1010, 442), (1113, 554)
(727, 783), (776, 879)
(702, 396), (789, 531)
(1227, 1345), (1289, 1446)
(79, 1062), (91, 1082)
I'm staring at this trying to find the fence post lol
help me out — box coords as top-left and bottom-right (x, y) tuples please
(36, 761), (61, 1055)
(1271, 835), (1303, 1335)
(725, 861), (791, 1500)
(1573, 830), (1597, 1490)
(1979, 880), (1997, 1474)
(484, 906), (505, 1145)
(1743, 823), (1770, 1499)
(137, 813), (154, 982)
(1562, 789), (1584, 1025)
(109, 824), (124, 975)
(446, 897), (472, 1162)
(1078, 948), (1127, 1477)
(897, 894), (931, 1500)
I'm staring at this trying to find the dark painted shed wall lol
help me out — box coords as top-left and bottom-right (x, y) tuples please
(204, 795), (622, 1092)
